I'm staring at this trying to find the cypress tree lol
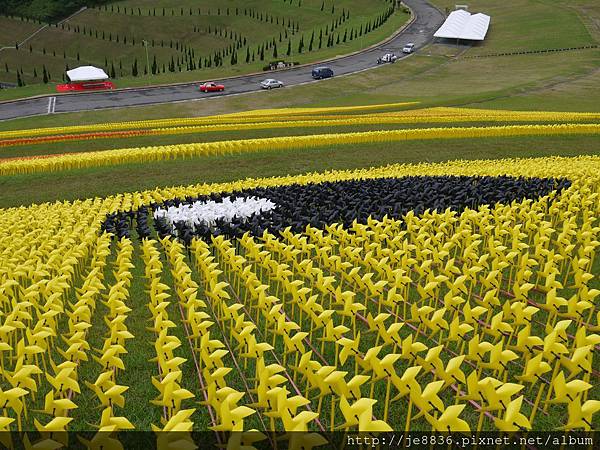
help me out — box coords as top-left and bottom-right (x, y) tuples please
(309, 31), (314, 51)
(110, 62), (116, 78)
(286, 39), (291, 56)
(43, 65), (49, 83)
(246, 47), (250, 63)
(132, 58), (138, 76)
(273, 43), (278, 58)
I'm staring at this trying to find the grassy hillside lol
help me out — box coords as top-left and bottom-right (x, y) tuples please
(0, 0), (110, 22)
(0, 0), (407, 90)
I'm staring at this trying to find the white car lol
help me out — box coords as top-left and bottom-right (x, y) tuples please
(403, 43), (415, 54)
(261, 79), (284, 89)
(377, 53), (397, 64)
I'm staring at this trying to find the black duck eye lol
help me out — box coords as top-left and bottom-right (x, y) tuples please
(102, 175), (569, 241)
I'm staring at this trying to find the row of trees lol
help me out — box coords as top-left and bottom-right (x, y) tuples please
(55, 21), (196, 54)
(5, 63), (52, 86)
(96, 4), (298, 27)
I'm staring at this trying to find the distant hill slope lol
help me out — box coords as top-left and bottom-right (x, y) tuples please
(0, 0), (405, 89)
(0, 0), (111, 21)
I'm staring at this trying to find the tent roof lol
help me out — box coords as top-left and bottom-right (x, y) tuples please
(434, 10), (490, 41)
(66, 66), (109, 82)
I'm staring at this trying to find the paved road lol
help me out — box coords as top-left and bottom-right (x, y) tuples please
(0, 0), (444, 121)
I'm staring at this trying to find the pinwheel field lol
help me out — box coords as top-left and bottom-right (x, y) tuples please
(1, 140), (600, 446)
(1, 0), (600, 444)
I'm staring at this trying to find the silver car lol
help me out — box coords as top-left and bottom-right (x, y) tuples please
(261, 79), (284, 89)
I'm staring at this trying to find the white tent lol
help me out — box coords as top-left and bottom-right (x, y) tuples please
(434, 9), (490, 41)
(66, 66), (109, 82)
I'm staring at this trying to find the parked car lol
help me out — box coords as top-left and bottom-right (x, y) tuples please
(402, 43), (416, 54)
(261, 79), (284, 89)
(199, 82), (225, 92)
(312, 66), (334, 79)
(377, 53), (397, 64)
(56, 81), (115, 92)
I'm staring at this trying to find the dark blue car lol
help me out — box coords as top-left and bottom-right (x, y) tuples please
(312, 66), (334, 79)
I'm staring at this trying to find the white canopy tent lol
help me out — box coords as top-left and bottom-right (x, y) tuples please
(434, 9), (490, 41)
(66, 66), (109, 82)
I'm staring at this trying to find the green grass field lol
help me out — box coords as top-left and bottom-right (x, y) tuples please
(0, 0), (408, 97)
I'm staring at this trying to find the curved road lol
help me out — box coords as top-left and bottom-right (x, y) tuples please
(0, 0), (444, 121)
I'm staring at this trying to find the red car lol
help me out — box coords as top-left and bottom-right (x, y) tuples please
(199, 82), (224, 92)
(56, 81), (115, 92)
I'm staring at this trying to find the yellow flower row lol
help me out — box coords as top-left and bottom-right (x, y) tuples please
(0, 102), (419, 140)
(2, 104), (600, 141)
(2, 123), (600, 176)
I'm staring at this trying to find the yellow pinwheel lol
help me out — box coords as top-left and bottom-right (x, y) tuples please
(0, 386), (28, 430)
(338, 333), (361, 365)
(389, 366), (422, 404)
(400, 334), (428, 362)
(78, 432), (125, 450)
(34, 416), (73, 446)
(211, 391), (255, 432)
(152, 409), (197, 450)
(0, 417), (14, 448)
(152, 371), (195, 416)
(338, 396), (376, 430)
(46, 367), (80, 396)
(448, 317), (473, 342)
(97, 407), (135, 431)
(564, 399), (600, 431)
(6, 358), (42, 394)
(546, 371), (591, 405)
(479, 380), (523, 412)
(494, 396), (531, 431)
(439, 355), (467, 387)
(35, 390), (78, 417)
(413, 380), (445, 419)
(426, 404), (470, 432)
(516, 353), (551, 384)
